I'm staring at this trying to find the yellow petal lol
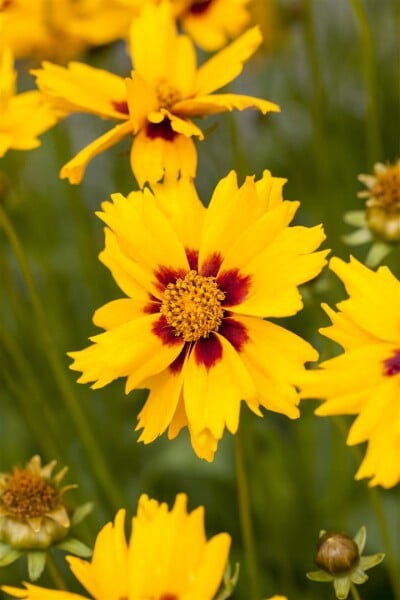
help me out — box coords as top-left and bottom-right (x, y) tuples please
(163, 109), (204, 139)
(98, 190), (190, 280)
(174, 93), (280, 117)
(59, 120), (133, 184)
(319, 303), (382, 350)
(1, 585), (87, 600)
(135, 363), (186, 443)
(183, 334), (255, 440)
(329, 256), (400, 344)
(68, 314), (182, 391)
(239, 316), (317, 418)
(32, 61), (128, 119)
(195, 25), (263, 95)
(347, 378), (396, 444)
(186, 533), (231, 599)
(93, 298), (150, 330)
(68, 510), (128, 600)
(151, 178), (205, 250)
(130, 127), (197, 187)
(99, 228), (158, 299)
(125, 72), (158, 133)
(129, 1), (179, 84)
(228, 224), (328, 317)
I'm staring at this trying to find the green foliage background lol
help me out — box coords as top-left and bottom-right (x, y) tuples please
(0, 0), (399, 598)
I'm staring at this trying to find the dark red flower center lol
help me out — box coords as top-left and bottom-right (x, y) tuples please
(151, 254), (251, 369)
(146, 118), (177, 141)
(188, 0), (213, 15)
(111, 100), (129, 115)
(383, 349), (400, 376)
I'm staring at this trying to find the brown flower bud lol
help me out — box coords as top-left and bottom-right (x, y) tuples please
(314, 531), (360, 576)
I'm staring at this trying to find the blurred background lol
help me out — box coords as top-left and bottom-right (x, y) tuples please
(1, 0), (399, 598)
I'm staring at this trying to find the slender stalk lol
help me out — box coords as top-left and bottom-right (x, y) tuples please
(234, 429), (262, 600)
(46, 554), (67, 590)
(350, 582), (362, 600)
(334, 417), (400, 600)
(0, 204), (124, 510)
(303, 0), (331, 184)
(347, 0), (382, 163)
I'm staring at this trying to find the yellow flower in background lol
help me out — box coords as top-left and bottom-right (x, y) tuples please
(299, 256), (400, 488)
(3, 493), (231, 600)
(68, 170), (328, 460)
(176, 0), (252, 51)
(0, 47), (56, 157)
(0, 0), (142, 60)
(32, 0), (279, 187)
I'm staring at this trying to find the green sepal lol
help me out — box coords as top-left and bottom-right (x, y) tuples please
(57, 537), (92, 557)
(27, 551), (46, 581)
(214, 562), (240, 600)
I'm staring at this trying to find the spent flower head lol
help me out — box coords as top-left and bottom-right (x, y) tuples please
(342, 160), (400, 267)
(0, 455), (92, 580)
(307, 526), (384, 599)
(3, 493), (231, 600)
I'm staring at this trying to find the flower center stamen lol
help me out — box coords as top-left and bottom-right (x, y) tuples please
(1, 469), (59, 519)
(383, 349), (400, 376)
(155, 78), (182, 109)
(160, 270), (225, 342)
(368, 164), (400, 208)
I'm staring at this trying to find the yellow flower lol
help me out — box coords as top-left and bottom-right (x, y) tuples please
(0, 47), (56, 157)
(176, 0), (252, 51)
(68, 170), (327, 460)
(0, 0), (142, 60)
(3, 493), (231, 600)
(32, 0), (279, 187)
(299, 256), (400, 488)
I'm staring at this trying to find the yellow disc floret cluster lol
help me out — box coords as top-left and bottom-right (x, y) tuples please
(160, 270), (225, 342)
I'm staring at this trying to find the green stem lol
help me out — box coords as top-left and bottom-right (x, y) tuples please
(234, 429), (261, 600)
(303, 0), (331, 184)
(0, 204), (124, 510)
(334, 417), (400, 600)
(347, 0), (382, 163)
(46, 554), (67, 590)
(350, 582), (362, 600)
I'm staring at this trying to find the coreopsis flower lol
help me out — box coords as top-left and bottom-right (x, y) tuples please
(32, 0), (279, 187)
(299, 256), (400, 488)
(0, 455), (91, 580)
(342, 160), (400, 266)
(68, 170), (328, 460)
(3, 493), (231, 600)
(307, 527), (384, 599)
(0, 0), (142, 60)
(0, 47), (56, 157)
(176, 0), (252, 51)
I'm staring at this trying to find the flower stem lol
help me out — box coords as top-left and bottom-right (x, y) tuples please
(46, 554), (67, 590)
(347, 0), (382, 164)
(0, 204), (124, 511)
(350, 582), (362, 600)
(234, 428), (261, 600)
(334, 417), (400, 600)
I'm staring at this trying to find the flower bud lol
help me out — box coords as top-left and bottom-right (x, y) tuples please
(314, 531), (360, 576)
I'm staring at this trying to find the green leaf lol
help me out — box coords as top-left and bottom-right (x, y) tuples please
(71, 502), (94, 526)
(0, 547), (22, 567)
(27, 551), (46, 581)
(57, 537), (92, 557)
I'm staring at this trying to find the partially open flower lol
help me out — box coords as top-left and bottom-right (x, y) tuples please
(342, 160), (400, 267)
(307, 526), (385, 599)
(0, 455), (91, 580)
